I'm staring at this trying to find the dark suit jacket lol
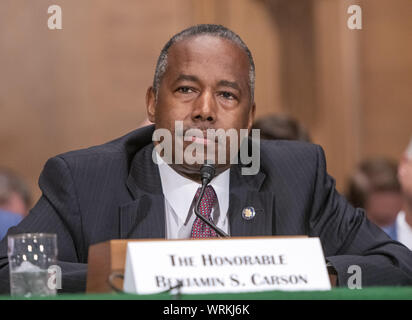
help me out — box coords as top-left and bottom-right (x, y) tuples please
(1, 125), (412, 293)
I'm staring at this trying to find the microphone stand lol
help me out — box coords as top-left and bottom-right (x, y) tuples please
(194, 164), (229, 238)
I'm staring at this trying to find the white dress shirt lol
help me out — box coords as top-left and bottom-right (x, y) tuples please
(156, 152), (230, 239)
(396, 211), (412, 250)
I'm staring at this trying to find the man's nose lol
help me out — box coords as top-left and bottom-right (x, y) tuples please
(191, 90), (217, 124)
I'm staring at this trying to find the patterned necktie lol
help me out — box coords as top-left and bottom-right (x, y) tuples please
(191, 185), (217, 238)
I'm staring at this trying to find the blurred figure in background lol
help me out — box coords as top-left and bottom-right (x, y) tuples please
(346, 158), (402, 240)
(396, 138), (412, 249)
(0, 168), (31, 239)
(253, 114), (311, 142)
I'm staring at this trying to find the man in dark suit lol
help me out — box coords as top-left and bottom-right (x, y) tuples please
(1, 24), (411, 294)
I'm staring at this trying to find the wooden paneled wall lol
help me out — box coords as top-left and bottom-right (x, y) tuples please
(263, 0), (412, 191)
(0, 0), (411, 203)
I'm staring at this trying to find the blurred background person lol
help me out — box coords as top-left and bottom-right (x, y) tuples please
(346, 158), (402, 240)
(396, 138), (412, 249)
(252, 114), (311, 142)
(0, 168), (31, 240)
(0, 210), (22, 241)
(0, 168), (31, 216)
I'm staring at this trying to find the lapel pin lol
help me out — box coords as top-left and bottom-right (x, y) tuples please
(242, 206), (256, 220)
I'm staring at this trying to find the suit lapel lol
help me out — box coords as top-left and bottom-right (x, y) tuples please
(119, 131), (276, 239)
(119, 195), (165, 239)
(119, 142), (166, 239)
(229, 164), (275, 237)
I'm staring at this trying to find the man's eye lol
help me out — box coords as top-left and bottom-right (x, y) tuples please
(176, 87), (194, 94)
(219, 91), (237, 100)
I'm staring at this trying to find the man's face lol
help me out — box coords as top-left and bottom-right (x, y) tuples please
(0, 192), (28, 217)
(399, 156), (412, 198)
(365, 191), (402, 227)
(147, 35), (255, 180)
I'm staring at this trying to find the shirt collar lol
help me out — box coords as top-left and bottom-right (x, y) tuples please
(156, 152), (230, 223)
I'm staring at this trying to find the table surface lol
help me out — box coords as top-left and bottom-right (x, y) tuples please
(1, 287), (412, 300)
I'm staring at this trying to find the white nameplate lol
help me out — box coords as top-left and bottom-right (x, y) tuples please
(123, 237), (331, 294)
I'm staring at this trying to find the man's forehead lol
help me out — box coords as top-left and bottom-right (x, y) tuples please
(166, 35), (250, 78)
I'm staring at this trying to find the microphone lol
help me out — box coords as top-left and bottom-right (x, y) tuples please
(200, 163), (216, 186)
(194, 163), (229, 238)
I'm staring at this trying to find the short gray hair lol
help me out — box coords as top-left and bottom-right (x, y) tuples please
(153, 24), (255, 102)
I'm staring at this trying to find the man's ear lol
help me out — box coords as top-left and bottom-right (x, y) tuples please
(247, 102), (256, 131)
(146, 86), (156, 123)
